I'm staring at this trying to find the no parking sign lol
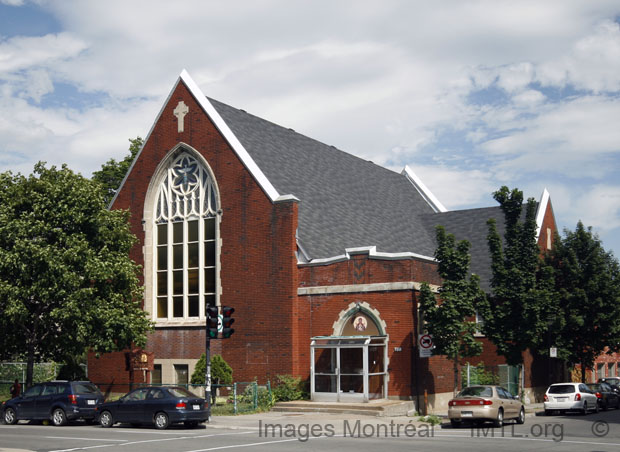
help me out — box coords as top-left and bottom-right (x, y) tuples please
(418, 334), (433, 358)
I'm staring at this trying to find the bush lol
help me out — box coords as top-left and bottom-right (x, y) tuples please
(418, 414), (442, 425)
(57, 354), (87, 381)
(272, 375), (305, 402)
(190, 354), (233, 385)
(257, 385), (276, 410)
(463, 362), (499, 386)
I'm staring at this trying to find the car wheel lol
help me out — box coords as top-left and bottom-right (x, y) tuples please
(99, 411), (114, 428)
(51, 408), (67, 426)
(516, 407), (525, 424)
(154, 412), (169, 430)
(493, 409), (504, 428)
(4, 408), (17, 425)
(581, 401), (588, 415)
(184, 421), (199, 428)
(450, 419), (461, 428)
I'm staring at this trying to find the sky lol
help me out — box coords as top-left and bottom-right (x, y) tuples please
(1, 0), (620, 257)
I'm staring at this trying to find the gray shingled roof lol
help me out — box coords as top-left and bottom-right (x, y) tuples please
(208, 97), (527, 290)
(423, 207), (504, 291)
(210, 98), (438, 260)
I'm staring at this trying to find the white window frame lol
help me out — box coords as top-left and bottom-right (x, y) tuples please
(143, 145), (221, 327)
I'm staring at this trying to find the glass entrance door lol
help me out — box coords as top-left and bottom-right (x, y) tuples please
(311, 336), (388, 402)
(338, 347), (364, 401)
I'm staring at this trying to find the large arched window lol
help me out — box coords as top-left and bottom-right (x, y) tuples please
(153, 152), (218, 320)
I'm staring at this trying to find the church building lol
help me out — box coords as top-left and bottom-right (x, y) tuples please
(87, 70), (557, 412)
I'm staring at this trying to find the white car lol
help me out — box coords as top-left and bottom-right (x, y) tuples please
(544, 383), (599, 415)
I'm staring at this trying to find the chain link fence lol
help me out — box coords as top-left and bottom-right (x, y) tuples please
(0, 362), (60, 399)
(461, 363), (521, 396)
(1, 362), (274, 415)
(90, 381), (273, 415)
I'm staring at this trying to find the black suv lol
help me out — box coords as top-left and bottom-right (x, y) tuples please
(2, 381), (104, 426)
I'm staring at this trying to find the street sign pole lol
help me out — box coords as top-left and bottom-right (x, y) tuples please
(205, 329), (211, 422)
(205, 307), (218, 423)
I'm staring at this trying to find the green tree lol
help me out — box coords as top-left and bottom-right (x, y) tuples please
(419, 226), (485, 395)
(92, 137), (143, 205)
(0, 162), (152, 386)
(546, 221), (620, 382)
(191, 354), (233, 385)
(475, 186), (555, 394)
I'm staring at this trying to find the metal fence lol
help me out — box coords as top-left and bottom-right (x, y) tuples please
(90, 381), (272, 415)
(461, 363), (521, 396)
(1, 362), (60, 399)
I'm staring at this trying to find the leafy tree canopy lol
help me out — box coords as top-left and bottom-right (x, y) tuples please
(0, 162), (152, 385)
(476, 186), (555, 366)
(92, 137), (143, 205)
(546, 221), (620, 377)
(419, 226), (485, 393)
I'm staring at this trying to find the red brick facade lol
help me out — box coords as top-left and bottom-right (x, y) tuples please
(87, 75), (559, 402)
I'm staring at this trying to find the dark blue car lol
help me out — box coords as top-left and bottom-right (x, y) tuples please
(3, 381), (104, 426)
(96, 386), (207, 429)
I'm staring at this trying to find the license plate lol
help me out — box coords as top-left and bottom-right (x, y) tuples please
(193, 405), (200, 410)
(87, 400), (96, 405)
(555, 397), (567, 402)
(461, 411), (473, 417)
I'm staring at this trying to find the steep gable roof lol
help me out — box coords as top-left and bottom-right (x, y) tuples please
(119, 71), (552, 273)
(209, 98), (438, 261)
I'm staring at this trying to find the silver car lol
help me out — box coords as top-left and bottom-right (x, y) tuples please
(544, 383), (599, 415)
(448, 385), (525, 428)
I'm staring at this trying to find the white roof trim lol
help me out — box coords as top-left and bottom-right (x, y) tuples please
(298, 281), (440, 295)
(402, 165), (447, 213)
(179, 70), (281, 202)
(298, 245), (436, 266)
(111, 70), (282, 206)
(535, 187), (550, 240)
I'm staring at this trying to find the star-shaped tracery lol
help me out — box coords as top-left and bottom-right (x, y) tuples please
(172, 156), (198, 194)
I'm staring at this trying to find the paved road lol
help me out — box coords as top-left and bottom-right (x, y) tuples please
(1, 408), (619, 451)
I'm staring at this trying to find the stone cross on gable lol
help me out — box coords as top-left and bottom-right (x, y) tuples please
(173, 101), (189, 133)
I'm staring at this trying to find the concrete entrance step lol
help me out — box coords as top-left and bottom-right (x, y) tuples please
(272, 400), (414, 417)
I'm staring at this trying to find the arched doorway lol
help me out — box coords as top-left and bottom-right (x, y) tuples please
(310, 304), (388, 402)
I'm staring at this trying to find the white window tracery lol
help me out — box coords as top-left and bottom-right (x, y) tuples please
(154, 152), (218, 321)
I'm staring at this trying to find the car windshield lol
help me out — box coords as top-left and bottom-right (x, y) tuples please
(457, 386), (493, 397)
(72, 383), (101, 395)
(586, 384), (600, 391)
(168, 387), (199, 398)
(548, 385), (575, 394)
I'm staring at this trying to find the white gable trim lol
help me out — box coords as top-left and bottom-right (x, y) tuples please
(298, 281), (440, 296)
(298, 245), (436, 266)
(111, 70), (282, 207)
(402, 165), (447, 213)
(179, 70), (281, 202)
(535, 188), (551, 240)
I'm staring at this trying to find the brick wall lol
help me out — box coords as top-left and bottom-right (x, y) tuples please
(88, 80), (299, 387)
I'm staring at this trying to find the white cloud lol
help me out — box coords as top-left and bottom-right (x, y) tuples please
(406, 164), (498, 209)
(538, 20), (620, 92)
(0, 33), (87, 74)
(567, 184), (620, 232)
(1, 0), (620, 256)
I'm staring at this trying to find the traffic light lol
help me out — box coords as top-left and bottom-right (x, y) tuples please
(221, 306), (235, 338)
(206, 306), (219, 339)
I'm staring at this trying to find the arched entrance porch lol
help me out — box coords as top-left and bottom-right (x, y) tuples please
(310, 302), (389, 402)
